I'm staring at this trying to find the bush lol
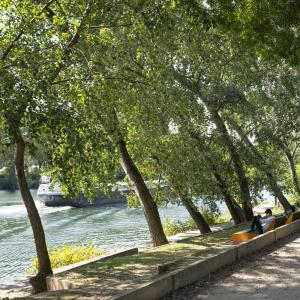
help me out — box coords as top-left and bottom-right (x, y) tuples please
(27, 244), (106, 274)
(163, 218), (198, 236)
(215, 215), (231, 223)
(201, 210), (231, 225)
(163, 212), (231, 236)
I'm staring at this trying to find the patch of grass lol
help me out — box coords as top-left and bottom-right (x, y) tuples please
(27, 244), (106, 274)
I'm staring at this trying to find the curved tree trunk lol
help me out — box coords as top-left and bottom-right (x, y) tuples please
(285, 149), (300, 198)
(117, 139), (168, 246)
(275, 139), (300, 199)
(206, 109), (253, 220)
(212, 168), (246, 224)
(15, 133), (52, 293)
(209, 163), (246, 224)
(173, 71), (253, 220)
(229, 119), (292, 212)
(190, 133), (246, 224)
(180, 196), (211, 234)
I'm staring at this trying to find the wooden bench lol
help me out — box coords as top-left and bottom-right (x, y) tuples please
(232, 215), (286, 243)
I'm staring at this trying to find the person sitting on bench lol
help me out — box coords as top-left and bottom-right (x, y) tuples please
(250, 209), (275, 234)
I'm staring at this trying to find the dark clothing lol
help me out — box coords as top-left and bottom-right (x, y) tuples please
(250, 216), (263, 234)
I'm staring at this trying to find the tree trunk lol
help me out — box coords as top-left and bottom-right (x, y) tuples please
(208, 109), (253, 220)
(209, 162), (246, 224)
(266, 134), (300, 200)
(116, 139), (168, 246)
(190, 133), (246, 224)
(180, 196), (211, 234)
(223, 191), (246, 223)
(285, 150), (300, 198)
(279, 142), (300, 198)
(172, 71), (253, 220)
(229, 119), (292, 212)
(15, 133), (52, 293)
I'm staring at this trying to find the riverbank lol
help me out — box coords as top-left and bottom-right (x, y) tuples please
(0, 221), (236, 299)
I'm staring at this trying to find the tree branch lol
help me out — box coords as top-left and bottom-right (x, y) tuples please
(51, 1), (92, 83)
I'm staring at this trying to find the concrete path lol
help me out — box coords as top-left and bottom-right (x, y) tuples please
(164, 232), (300, 300)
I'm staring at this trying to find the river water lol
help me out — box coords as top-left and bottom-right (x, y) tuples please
(0, 190), (226, 285)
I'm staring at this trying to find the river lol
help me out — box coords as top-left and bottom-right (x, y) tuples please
(0, 190), (229, 285)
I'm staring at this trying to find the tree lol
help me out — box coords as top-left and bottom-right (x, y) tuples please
(0, 0), (93, 291)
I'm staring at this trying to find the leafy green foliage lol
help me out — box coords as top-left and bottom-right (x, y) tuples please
(163, 218), (198, 236)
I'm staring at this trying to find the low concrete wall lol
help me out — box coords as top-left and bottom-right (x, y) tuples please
(110, 274), (173, 300)
(275, 220), (300, 241)
(47, 277), (79, 291)
(173, 247), (238, 290)
(237, 231), (275, 259)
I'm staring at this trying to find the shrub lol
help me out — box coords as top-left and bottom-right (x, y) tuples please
(201, 210), (231, 224)
(163, 218), (197, 236)
(27, 244), (106, 274)
(163, 213), (231, 236)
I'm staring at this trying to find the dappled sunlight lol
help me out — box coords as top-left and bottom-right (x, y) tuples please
(166, 234), (300, 300)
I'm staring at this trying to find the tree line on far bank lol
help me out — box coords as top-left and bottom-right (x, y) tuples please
(0, 0), (299, 293)
(0, 155), (40, 190)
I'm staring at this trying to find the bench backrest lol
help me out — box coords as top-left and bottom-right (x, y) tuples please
(267, 219), (276, 231)
(275, 215), (287, 228)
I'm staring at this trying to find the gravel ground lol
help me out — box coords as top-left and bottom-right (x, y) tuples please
(163, 232), (300, 300)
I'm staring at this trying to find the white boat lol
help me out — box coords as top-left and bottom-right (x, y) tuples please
(37, 176), (128, 208)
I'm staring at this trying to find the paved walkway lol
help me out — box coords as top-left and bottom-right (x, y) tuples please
(164, 232), (300, 300)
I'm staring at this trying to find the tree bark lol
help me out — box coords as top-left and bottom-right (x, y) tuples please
(285, 149), (300, 198)
(207, 158), (246, 224)
(275, 139), (300, 198)
(180, 196), (211, 233)
(190, 133), (246, 224)
(15, 133), (52, 293)
(116, 139), (168, 246)
(207, 109), (253, 220)
(229, 119), (292, 212)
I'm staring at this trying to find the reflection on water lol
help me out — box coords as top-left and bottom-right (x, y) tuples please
(0, 190), (201, 284)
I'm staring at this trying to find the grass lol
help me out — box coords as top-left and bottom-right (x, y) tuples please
(27, 244), (106, 274)
(55, 222), (249, 297)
